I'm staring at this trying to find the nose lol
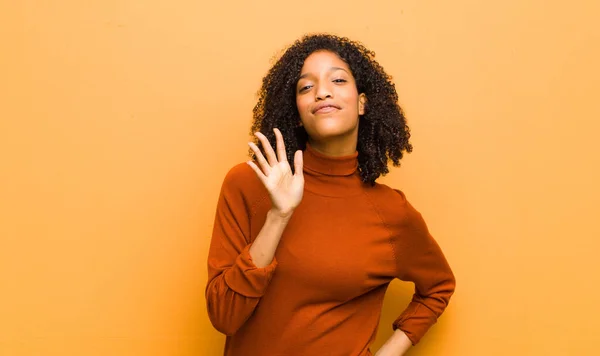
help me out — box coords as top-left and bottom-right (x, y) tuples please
(315, 82), (333, 101)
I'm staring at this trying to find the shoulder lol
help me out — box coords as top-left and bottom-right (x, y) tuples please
(364, 182), (423, 229)
(222, 161), (260, 186)
(220, 162), (269, 210)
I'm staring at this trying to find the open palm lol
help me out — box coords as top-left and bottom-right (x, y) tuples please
(247, 128), (304, 216)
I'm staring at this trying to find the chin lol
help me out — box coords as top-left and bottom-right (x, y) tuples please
(304, 115), (358, 139)
(311, 127), (356, 141)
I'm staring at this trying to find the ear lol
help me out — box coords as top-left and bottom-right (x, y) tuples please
(358, 93), (367, 115)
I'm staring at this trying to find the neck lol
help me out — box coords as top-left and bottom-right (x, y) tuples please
(307, 135), (358, 157)
(302, 143), (363, 197)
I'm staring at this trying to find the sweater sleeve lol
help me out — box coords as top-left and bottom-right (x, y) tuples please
(205, 165), (277, 336)
(391, 190), (456, 345)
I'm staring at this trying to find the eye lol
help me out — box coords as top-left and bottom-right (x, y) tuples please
(298, 85), (312, 93)
(333, 79), (347, 83)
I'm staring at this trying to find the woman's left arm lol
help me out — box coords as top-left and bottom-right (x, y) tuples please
(388, 190), (456, 347)
(374, 329), (412, 356)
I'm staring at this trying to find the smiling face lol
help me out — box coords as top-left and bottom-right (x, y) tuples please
(295, 50), (366, 155)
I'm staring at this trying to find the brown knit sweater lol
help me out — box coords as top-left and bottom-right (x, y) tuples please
(206, 143), (455, 356)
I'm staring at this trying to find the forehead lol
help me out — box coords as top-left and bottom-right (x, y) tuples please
(300, 50), (350, 73)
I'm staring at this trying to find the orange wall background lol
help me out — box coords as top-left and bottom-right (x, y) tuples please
(2, 1), (599, 355)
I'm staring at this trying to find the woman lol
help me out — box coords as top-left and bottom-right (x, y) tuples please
(206, 34), (455, 356)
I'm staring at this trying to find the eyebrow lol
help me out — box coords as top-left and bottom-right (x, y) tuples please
(298, 66), (349, 80)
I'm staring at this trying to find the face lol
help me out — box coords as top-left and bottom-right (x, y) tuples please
(295, 50), (366, 148)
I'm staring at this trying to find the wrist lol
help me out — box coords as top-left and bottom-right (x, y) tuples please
(268, 208), (294, 221)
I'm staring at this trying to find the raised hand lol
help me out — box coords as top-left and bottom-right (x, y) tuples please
(247, 128), (304, 217)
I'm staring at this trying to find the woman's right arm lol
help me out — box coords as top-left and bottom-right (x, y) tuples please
(205, 198), (292, 336)
(205, 129), (303, 336)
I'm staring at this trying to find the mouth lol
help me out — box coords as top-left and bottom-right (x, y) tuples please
(312, 103), (341, 114)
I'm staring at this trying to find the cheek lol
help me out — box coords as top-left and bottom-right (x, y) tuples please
(337, 86), (358, 103)
(295, 97), (308, 127)
(296, 97), (310, 116)
(342, 93), (360, 112)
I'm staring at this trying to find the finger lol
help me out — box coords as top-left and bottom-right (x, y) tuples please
(294, 150), (304, 177)
(273, 128), (287, 163)
(246, 161), (267, 185)
(248, 142), (271, 175)
(254, 132), (278, 166)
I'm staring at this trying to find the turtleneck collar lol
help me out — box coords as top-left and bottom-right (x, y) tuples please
(303, 143), (359, 176)
(301, 143), (365, 197)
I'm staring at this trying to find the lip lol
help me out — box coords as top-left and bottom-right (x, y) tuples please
(312, 102), (341, 114)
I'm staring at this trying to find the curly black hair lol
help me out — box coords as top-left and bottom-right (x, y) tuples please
(250, 33), (413, 185)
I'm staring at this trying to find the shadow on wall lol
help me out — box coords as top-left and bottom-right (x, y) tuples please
(375, 279), (452, 355)
(194, 235), (227, 356)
